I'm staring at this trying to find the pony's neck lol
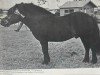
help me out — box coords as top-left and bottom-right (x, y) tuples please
(22, 4), (54, 17)
(24, 10), (54, 17)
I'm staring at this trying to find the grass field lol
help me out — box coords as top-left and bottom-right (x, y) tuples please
(0, 24), (100, 70)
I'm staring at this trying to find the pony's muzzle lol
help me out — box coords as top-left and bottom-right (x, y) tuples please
(1, 19), (9, 27)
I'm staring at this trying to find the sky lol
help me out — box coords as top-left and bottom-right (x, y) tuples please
(0, 0), (100, 9)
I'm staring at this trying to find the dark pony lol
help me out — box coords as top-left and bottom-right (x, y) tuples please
(1, 3), (100, 64)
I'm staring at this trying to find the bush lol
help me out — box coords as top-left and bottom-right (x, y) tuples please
(0, 9), (3, 14)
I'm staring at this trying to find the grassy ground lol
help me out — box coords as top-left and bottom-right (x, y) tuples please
(0, 24), (100, 70)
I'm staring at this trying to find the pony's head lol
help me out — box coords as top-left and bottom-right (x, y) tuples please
(1, 13), (23, 27)
(1, 2), (53, 27)
(1, 3), (25, 27)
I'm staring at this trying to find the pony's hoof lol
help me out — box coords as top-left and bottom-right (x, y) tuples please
(42, 61), (49, 65)
(91, 59), (97, 64)
(82, 59), (89, 63)
(91, 60), (97, 64)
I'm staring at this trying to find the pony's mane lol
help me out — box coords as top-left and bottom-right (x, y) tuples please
(23, 3), (54, 15)
(8, 5), (17, 15)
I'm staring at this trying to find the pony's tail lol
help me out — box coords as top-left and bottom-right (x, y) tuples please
(93, 18), (100, 55)
(95, 39), (100, 55)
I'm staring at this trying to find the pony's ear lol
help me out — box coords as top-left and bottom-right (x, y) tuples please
(21, 2), (24, 4)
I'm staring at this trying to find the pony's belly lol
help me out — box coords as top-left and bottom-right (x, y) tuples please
(47, 34), (74, 42)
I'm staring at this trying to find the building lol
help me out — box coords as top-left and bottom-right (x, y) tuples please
(60, 0), (97, 16)
(45, 8), (59, 14)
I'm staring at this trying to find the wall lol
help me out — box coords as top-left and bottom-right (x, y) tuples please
(60, 3), (95, 16)
(60, 8), (81, 16)
(60, 8), (66, 16)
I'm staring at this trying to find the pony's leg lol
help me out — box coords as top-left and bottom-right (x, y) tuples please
(91, 46), (97, 64)
(80, 36), (90, 62)
(40, 41), (50, 64)
(89, 37), (98, 64)
(90, 40), (98, 64)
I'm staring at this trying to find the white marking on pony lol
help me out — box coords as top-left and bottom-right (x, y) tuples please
(14, 9), (25, 18)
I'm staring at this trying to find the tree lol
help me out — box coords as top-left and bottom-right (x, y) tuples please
(56, 0), (60, 2)
(37, 0), (47, 6)
(55, 0), (61, 8)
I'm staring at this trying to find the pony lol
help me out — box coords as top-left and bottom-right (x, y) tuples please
(1, 3), (100, 64)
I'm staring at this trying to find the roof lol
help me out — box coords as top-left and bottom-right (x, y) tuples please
(60, 0), (97, 8)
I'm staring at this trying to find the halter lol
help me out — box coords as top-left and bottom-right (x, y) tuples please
(14, 9), (25, 18)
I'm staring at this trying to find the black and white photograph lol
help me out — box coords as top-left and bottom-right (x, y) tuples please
(0, 0), (100, 75)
